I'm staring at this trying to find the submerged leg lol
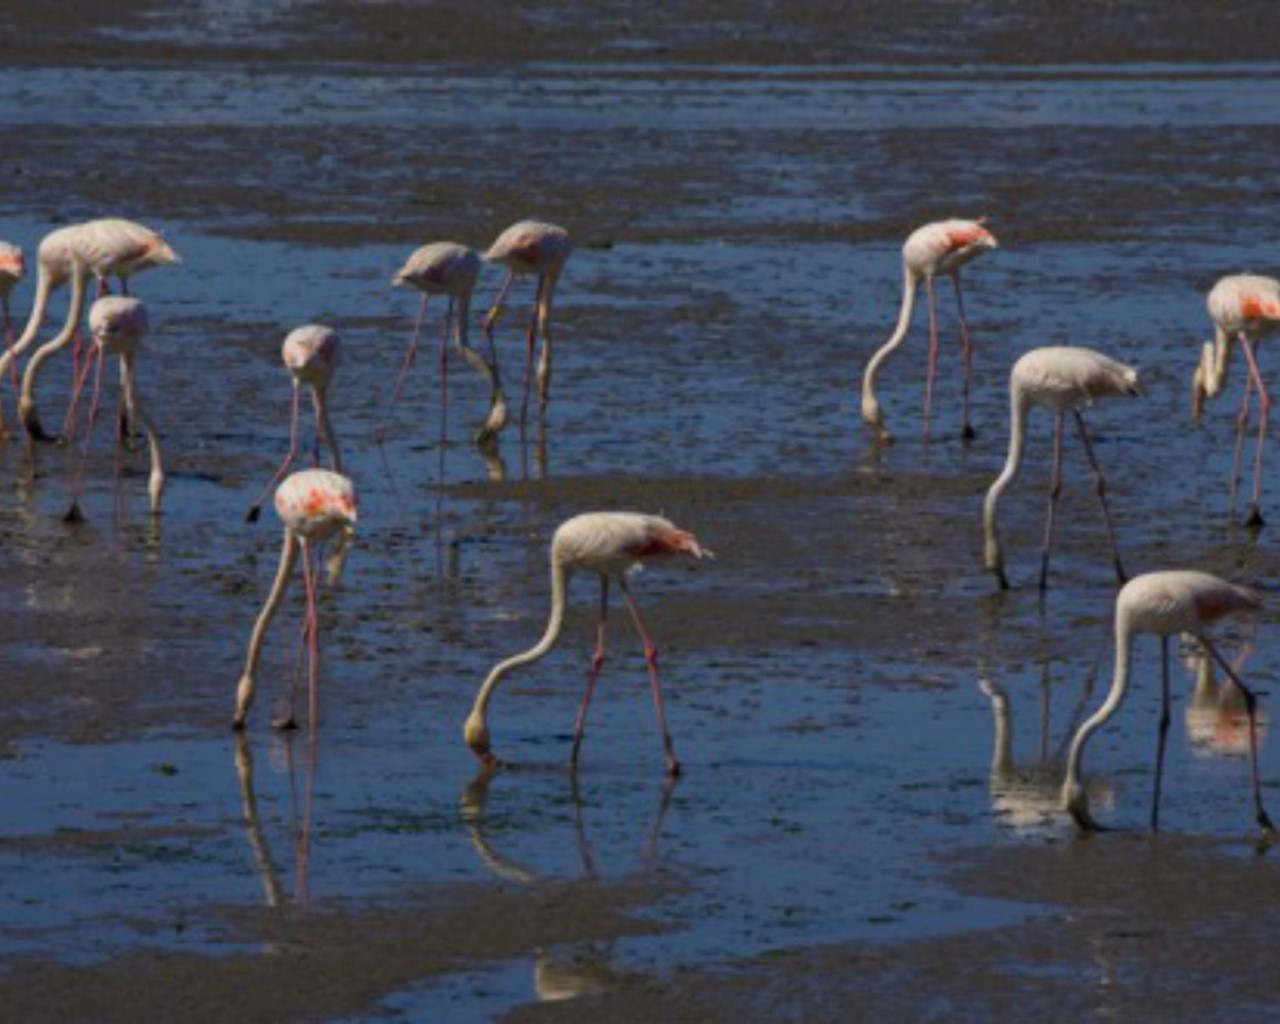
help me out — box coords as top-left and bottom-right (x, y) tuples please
(1039, 411), (1065, 592)
(300, 538), (321, 728)
(922, 275), (939, 444)
(63, 344), (107, 523)
(1239, 336), (1270, 528)
(1230, 370), (1254, 520)
(571, 578), (610, 769)
(389, 293), (428, 407)
(1072, 410), (1127, 585)
(1202, 636), (1276, 834)
(954, 275), (976, 441)
(520, 278), (545, 431)
(1152, 636), (1172, 833)
(619, 578), (681, 776)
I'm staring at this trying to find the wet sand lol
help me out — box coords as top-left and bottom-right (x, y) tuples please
(6, 1), (1280, 1020)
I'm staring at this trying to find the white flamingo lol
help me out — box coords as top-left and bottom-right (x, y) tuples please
(481, 219), (571, 437)
(246, 325), (343, 523)
(1191, 273), (1280, 528)
(64, 296), (165, 520)
(464, 511), (711, 775)
(861, 218), (998, 444)
(1063, 570), (1274, 835)
(16, 218), (178, 441)
(983, 346), (1141, 591)
(234, 469), (358, 731)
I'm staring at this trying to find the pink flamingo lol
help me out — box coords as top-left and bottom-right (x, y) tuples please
(246, 325), (343, 523)
(64, 296), (165, 521)
(18, 218), (179, 441)
(390, 242), (506, 444)
(481, 219), (571, 437)
(861, 218), (998, 444)
(983, 346), (1141, 591)
(1062, 570), (1274, 835)
(234, 468), (358, 730)
(0, 242), (24, 428)
(1191, 273), (1280, 528)
(464, 511), (712, 775)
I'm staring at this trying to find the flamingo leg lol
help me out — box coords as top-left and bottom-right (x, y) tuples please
(619, 578), (681, 777)
(389, 293), (427, 407)
(64, 344), (107, 522)
(277, 614), (310, 731)
(1239, 335), (1269, 528)
(520, 278), (545, 432)
(922, 274), (939, 444)
(1151, 635), (1172, 833)
(1072, 410), (1126, 585)
(440, 295), (453, 452)
(1038, 411), (1065, 592)
(246, 383), (302, 523)
(300, 538), (321, 729)
(61, 332), (99, 443)
(0, 298), (14, 433)
(954, 275), (976, 441)
(571, 578), (609, 769)
(1229, 369), (1254, 519)
(1202, 636), (1276, 834)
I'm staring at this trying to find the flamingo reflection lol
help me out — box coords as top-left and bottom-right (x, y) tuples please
(460, 767), (675, 1002)
(1182, 635), (1268, 758)
(234, 731), (317, 909)
(979, 660), (1113, 835)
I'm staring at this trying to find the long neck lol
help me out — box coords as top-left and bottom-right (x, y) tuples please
(860, 263), (919, 426)
(469, 559), (569, 725)
(1206, 324), (1235, 397)
(0, 268), (55, 379)
(311, 386), (341, 474)
(1063, 612), (1134, 799)
(242, 532), (299, 679)
(984, 681), (1012, 775)
(21, 264), (87, 405)
(983, 380), (1032, 572)
(121, 351), (165, 513)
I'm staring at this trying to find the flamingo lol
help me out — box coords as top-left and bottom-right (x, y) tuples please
(0, 241), (24, 427)
(64, 296), (165, 521)
(1062, 570), (1275, 835)
(234, 468), (358, 731)
(245, 325), (343, 523)
(390, 242), (506, 445)
(18, 218), (179, 441)
(481, 219), (571, 437)
(861, 218), (998, 444)
(464, 511), (712, 775)
(983, 346), (1141, 591)
(1191, 273), (1280, 528)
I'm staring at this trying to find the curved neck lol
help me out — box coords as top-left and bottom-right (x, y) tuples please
(1207, 324), (1236, 397)
(470, 559), (569, 725)
(861, 263), (919, 405)
(983, 380), (1032, 560)
(1063, 613), (1134, 795)
(0, 269), (55, 379)
(241, 532), (299, 678)
(311, 387), (341, 474)
(21, 265), (88, 402)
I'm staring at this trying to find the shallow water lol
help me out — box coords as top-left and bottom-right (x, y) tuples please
(4, 16), (1280, 1019)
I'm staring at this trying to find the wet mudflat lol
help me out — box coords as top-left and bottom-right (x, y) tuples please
(4, 2), (1280, 1019)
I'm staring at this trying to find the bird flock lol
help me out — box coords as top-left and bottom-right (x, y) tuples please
(1, 212), (1275, 839)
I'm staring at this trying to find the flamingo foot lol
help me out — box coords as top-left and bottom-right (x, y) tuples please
(993, 566), (1011, 591)
(62, 502), (85, 524)
(1246, 506), (1266, 530)
(961, 424), (977, 442)
(666, 758), (682, 778)
(271, 715), (300, 732)
(245, 504), (263, 524)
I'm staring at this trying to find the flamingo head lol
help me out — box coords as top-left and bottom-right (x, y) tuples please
(1062, 779), (1100, 832)
(464, 711), (496, 766)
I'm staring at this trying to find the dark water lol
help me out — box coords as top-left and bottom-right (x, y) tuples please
(4, 38), (1280, 1018)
